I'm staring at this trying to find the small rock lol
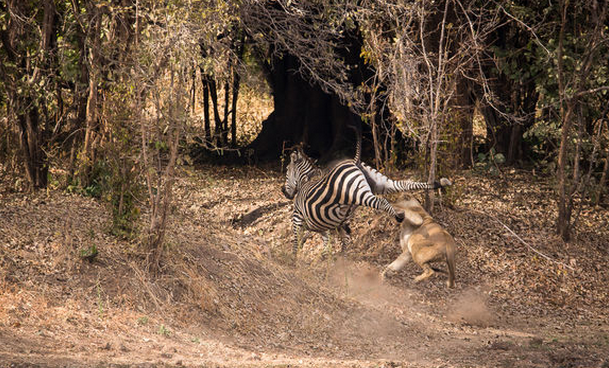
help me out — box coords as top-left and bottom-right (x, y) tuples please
(488, 341), (511, 350)
(529, 337), (543, 347)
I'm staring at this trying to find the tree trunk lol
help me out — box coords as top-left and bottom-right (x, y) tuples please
(425, 116), (439, 214)
(476, 19), (539, 165)
(507, 124), (521, 164)
(556, 0), (571, 241)
(82, 3), (102, 185)
(230, 35), (245, 148)
(222, 79), (230, 145)
(248, 54), (360, 162)
(16, 99), (48, 188)
(200, 73), (211, 142)
(597, 150), (609, 206)
(68, 0), (90, 180)
(209, 79), (222, 144)
(190, 69), (196, 114)
(231, 68), (240, 147)
(2, 0), (58, 189)
(556, 102), (575, 241)
(455, 77), (475, 168)
(370, 108), (383, 169)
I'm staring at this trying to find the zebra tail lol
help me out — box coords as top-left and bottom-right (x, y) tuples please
(347, 124), (362, 164)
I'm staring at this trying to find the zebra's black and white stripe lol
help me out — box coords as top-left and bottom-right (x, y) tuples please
(282, 147), (451, 256)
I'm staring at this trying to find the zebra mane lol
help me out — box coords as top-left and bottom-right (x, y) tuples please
(296, 149), (321, 180)
(284, 143), (321, 181)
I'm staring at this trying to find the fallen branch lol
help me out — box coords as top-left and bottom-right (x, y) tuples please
(470, 209), (575, 271)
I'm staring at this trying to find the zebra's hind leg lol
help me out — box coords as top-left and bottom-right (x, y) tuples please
(359, 192), (404, 223)
(360, 163), (452, 194)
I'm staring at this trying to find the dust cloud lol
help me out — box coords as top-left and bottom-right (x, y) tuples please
(326, 258), (396, 304)
(321, 258), (418, 359)
(447, 288), (495, 327)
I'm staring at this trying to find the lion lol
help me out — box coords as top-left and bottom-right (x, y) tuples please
(381, 197), (456, 288)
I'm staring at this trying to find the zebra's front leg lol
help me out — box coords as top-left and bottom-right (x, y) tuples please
(292, 220), (306, 257)
(321, 231), (332, 260)
(338, 224), (352, 254)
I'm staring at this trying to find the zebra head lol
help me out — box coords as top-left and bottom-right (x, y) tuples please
(282, 148), (316, 200)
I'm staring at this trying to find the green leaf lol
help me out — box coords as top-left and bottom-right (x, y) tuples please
(494, 153), (506, 164)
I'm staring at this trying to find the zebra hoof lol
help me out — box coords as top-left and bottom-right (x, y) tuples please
(440, 178), (452, 187)
(395, 212), (405, 223)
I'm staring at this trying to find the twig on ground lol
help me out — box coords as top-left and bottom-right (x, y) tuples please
(250, 165), (274, 179)
(470, 209), (575, 271)
(130, 260), (164, 310)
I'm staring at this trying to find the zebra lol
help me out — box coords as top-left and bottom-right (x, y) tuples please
(282, 145), (452, 257)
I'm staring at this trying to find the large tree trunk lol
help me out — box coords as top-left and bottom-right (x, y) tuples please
(246, 16), (372, 163)
(248, 54), (361, 162)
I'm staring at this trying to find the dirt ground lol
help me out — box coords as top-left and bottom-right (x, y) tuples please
(1, 164), (608, 367)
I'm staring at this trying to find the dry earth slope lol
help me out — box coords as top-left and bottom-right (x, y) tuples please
(1, 165), (608, 367)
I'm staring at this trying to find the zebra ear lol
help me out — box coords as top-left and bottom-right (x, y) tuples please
(290, 150), (300, 162)
(294, 145), (308, 161)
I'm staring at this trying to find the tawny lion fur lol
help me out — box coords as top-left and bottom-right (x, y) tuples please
(382, 198), (456, 288)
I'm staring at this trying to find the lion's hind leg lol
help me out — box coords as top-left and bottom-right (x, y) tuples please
(414, 263), (435, 283)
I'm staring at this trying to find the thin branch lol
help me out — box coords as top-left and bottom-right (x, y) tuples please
(496, 3), (551, 57)
(573, 86), (609, 98)
(470, 209), (575, 271)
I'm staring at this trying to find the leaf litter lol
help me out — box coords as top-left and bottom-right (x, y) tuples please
(0, 165), (608, 367)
